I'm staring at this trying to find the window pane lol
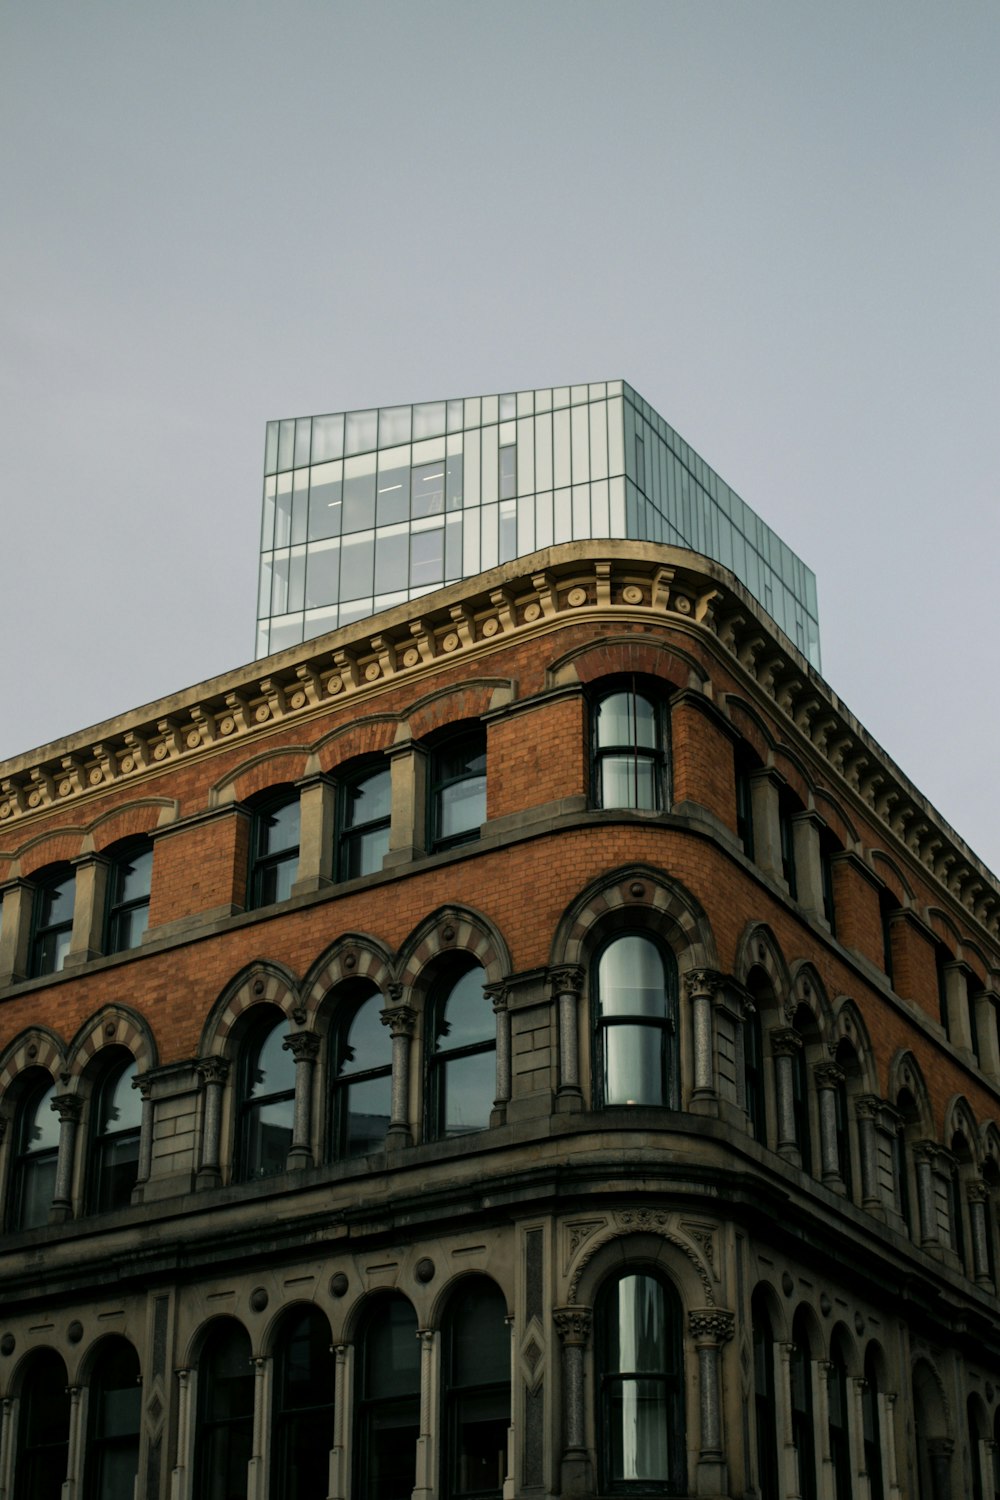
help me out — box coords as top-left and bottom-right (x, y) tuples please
(345, 769), (391, 829)
(599, 937), (667, 1018)
(440, 969), (492, 1048)
(596, 691), (656, 749)
(102, 1061), (141, 1132)
(340, 995), (389, 1075)
(411, 461), (445, 517)
(250, 1026), (295, 1098)
(607, 1275), (667, 1372)
(450, 1282), (509, 1387)
(346, 1075), (392, 1156)
(607, 1377), (670, 1481)
(442, 1049), (494, 1136)
(344, 824), (390, 878)
(260, 800), (300, 856)
(21, 1154), (58, 1230)
(365, 1298), (420, 1397)
(599, 755), (657, 810)
(604, 1025), (665, 1106)
(115, 847), (152, 905)
(438, 775), (486, 842)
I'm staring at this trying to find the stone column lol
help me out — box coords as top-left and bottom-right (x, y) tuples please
(329, 1344), (350, 1500)
(884, 1390), (902, 1500)
(291, 775), (336, 895)
(0, 1395), (15, 1499)
(927, 1437), (954, 1500)
(380, 996), (416, 1147)
(0, 880), (34, 986)
(247, 1356), (271, 1500)
(777, 1341), (799, 1500)
(913, 1142), (940, 1247)
(855, 1095), (883, 1211)
(50, 1092), (83, 1223)
(685, 968), (722, 1101)
(967, 1181), (994, 1287)
(413, 1328), (438, 1500)
(196, 1057), (230, 1188)
(814, 1062), (846, 1191)
(748, 768), (784, 882)
(384, 737), (428, 866)
(65, 854), (110, 967)
(942, 961), (973, 1051)
(688, 1308), (734, 1485)
(791, 810), (826, 920)
(485, 983), (511, 1121)
(770, 1028), (802, 1163)
(171, 1368), (193, 1500)
(134, 1073), (154, 1187)
(64, 1384), (83, 1500)
(283, 1031), (320, 1169)
(851, 1377), (868, 1494)
(975, 989), (1000, 1083)
(554, 1306), (593, 1495)
(551, 965), (584, 1107)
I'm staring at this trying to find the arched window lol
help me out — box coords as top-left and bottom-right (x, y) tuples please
(84, 1337), (141, 1500)
(14, 1348), (70, 1500)
(195, 1320), (254, 1500)
(862, 1348), (885, 1500)
(354, 1293), (420, 1500)
(828, 1332), (852, 1500)
(338, 763), (391, 878)
(751, 1289), (779, 1499)
(791, 1009), (814, 1173)
(9, 1076), (59, 1231)
(969, 1395), (987, 1500)
(271, 1307), (336, 1500)
(595, 1268), (685, 1494)
(428, 964), (495, 1139)
(894, 1088), (920, 1235)
(88, 1054), (141, 1214)
(833, 1042), (858, 1199)
(442, 1277), (510, 1499)
(594, 934), (677, 1109)
(790, 1308), (817, 1500)
(249, 790), (300, 909)
(778, 788), (802, 900)
(236, 1012), (294, 1181)
(744, 967), (774, 1143)
(592, 680), (667, 811)
(30, 865), (75, 977)
(330, 989), (392, 1158)
(429, 729), (487, 851)
(104, 839), (153, 954)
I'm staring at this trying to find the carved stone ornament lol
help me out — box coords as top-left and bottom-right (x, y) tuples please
(380, 1004), (417, 1039)
(615, 1208), (670, 1233)
(483, 982), (509, 1013)
(688, 1308), (734, 1344)
(51, 1093), (84, 1123)
(684, 968), (724, 1001)
(282, 1031), (321, 1062)
(770, 1027), (803, 1058)
(414, 1257), (436, 1284)
(549, 965), (584, 996)
(329, 1272), (349, 1298)
(197, 1057), (231, 1088)
(813, 1062), (845, 1091)
(249, 1287), (269, 1312)
(553, 1306), (592, 1346)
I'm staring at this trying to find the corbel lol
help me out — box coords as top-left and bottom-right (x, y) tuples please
(694, 584), (722, 629)
(154, 719), (184, 762)
(258, 678), (287, 722)
(650, 565), (675, 612)
(293, 663), (324, 708)
(121, 729), (151, 771)
(188, 705), (217, 748)
(369, 635), (398, 679)
(488, 587), (517, 633)
(447, 603), (476, 649)
(331, 648), (361, 692)
(222, 692), (252, 735)
(407, 619), (436, 664)
(530, 571), (558, 620)
(1, 775), (28, 816)
(593, 563), (611, 609)
(59, 755), (88, 797)
(28, 765), (56, 807)
(89, 744), (116, 785)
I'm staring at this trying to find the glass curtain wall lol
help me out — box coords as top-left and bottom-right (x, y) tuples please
(258, 383), (820, 668)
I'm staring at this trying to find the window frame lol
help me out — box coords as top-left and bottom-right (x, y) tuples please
(270, 1307), (337, 1500)
(103, 838), (153, 955)
(14, 1348), (70, 1500)
(426, 961), (496, 1141)
(9, 1075), (59, 1232)
(329, 988), (393, 1159)
(29, 865), (75, 978)
(592, 931), (678, 1111)
(353, 1293), (421, 1500)
(248, 789), (300, 910)
(83, 1336), (141, 1500)
(337, 762), (391, 881)
(441, 1277), (511, 1500)
(194, 1320), (255, 1500)
(235, 1010), (295, 1183)
(751, 1291), (780, 1499)
(428, 729), (487, 852)
(595, 1266), (685, 1496)
(87, 1053), (141, 1216)
(591, 677), (669, 813)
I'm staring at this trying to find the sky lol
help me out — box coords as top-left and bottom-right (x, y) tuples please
(2, 1), (998, 872)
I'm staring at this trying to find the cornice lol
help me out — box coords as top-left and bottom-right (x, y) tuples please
(1, 540), (997, 943)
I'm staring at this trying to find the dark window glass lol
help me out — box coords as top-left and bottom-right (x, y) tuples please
(443, 1278), (510, 1499)
(744, 1004), (766, 1141)
(791, 1029), (811, 1172)
(498, 444), (516, 501)
(828, 1341), (852, 1500)
(790, 1311), (817, 1500)
(31, 866), (75, 977)
(834, 1078), (852, 1197)
(429, 966), (494, 1139)
(820, 834), (838, 934)
(10, 1078), (59, 1231)
(237, 1015), (294, 1181)
(430, 732), (486, 850)
(89, 1057), (141, 1214)
(195, 1321), (254, 1500)
(339, 766), (391, 879)
(354, 1294), (420, 1500)
(332, 991), (392, 1158)
(751, 1293), (779, 1499)
(734, 752), (756, 860)
(593, 683), (666, 812)
(595, 935), (677, 1109)
(105, 841), (153, 954)
(14, 1349), (70, 1500)
(950, 1169), (966, 1266)
(84, 1338), (140, 1500)
(969, 1397), (985, 1500)
(250, 793), (300, 908)
(779, 798), (798, 900)
(879, 891), (898, 989)
(271, 1308), (336, 1500)
(863, 1351), (884, 1500)
(968, 978), (983, 1063)
(596, 1270), (684, 1494)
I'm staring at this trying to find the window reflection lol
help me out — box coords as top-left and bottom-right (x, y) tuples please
(430, 966), (494, 1138)
(597, 1271), (683, 1492)
(332, 991), (392, 1158)
(355, 1295), (420, 1500)
(238, 1015), (295, 1181)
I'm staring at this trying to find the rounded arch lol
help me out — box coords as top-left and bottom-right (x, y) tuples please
(313, 714), (399, 775)
(750, 1277), (788, 1344)
(199, 959), (302, 1057)
(769, 744), (816, 808)
(396, 904), (511, 991)
(342, 1283), (418, 1346)
(6, 1340), (68, 1398)
(261, 1297), (334, 1358)
(86, 798), (176, 850)
(829, 1320), (861, 1377)
(65, 1004), (157, 1080)
(724, 694), (779, 762)
(945, 1096), (981, 1160)
(550, 864), (717, 972)
(302, 933), (396, 1020)
(790, 1299), (823, 1360)
(0, 1027), (66, 1095)
(15, 838), (85, 881)
(182, 1311), (252, 1371)
(74, 1329), (141, 1388)
(888, 1051), (934, 1133)
(925, 905), (965, 952)
(787, 962), (833, 1032)
(831, 998), (878, 1094)
(430, 1268), (512, 1331)
(210, 748), (311, 806)
(812, 786), (860, 848)
(863, 1337), (890, 1390)
(405, 680), (510, 743)
(570, 1225), (713, 1309)
(979, 1121), (1000, 1177)
(869, 850), (914, 904)
(548, 634), (706, 691)
(912, 1355), (950, 1437)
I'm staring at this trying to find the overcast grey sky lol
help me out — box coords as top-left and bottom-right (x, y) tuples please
(2, 1), (998, 871)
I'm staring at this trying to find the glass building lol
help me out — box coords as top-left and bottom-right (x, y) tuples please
(257, 380), (820, 667)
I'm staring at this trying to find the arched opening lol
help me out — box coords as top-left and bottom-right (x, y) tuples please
(441, 1276), (510, 1499)
(271, 1306), (336, 1500)
(751, 1287), (780, 1498)
(14, 1348), (70, 1500)
(790, 1307), (817, 1500)
(194, 1319), (254, 1500)
(84, 1336), (141, 1500)
(87, 1051), (141, 1214)
(8, 1072), (58, 1231)
(235, 1008), (294, 1181)
(592, 933), (678, 1110)
(427, 961), (494, 1139)
(329, 985), (392, 1158)
(353, 1292), (420, 1500)
(595, 1267), (685, 1495)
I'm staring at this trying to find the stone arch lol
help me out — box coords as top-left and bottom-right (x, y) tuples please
(870, 850), (914, 904)
(551, 864), (717, 972)
(569, 1217), (715, 1307)
(261, 1298), (334, 1359)
(790, 1299), (824, 1363)
(200, 959), (302, 1056)
(74, 1329), (141, 1389)
(182, 1312), (253, 1371)
(65, 1005), (157, 1080)
(0, 1027), (67, 1095)
(724, 695), (780, 761)
(830, 998), (878, 1094)
(429, 1268), (512, 1330)
(210, 747), (312, 806)
(770, 743), (817, 808)
(5, 1342), (68, 1401)
(405, 679), (513, 743)
(888, 1051), (934, 1133)
(786, 961), (833, 1032)
(829, 1319), (861, 1377)
(749, 1277), (788, 1344)
(978, 1121), (1000, 1175)
(86, 798), (176, 851)
(302, 933), (397, 1023)
(396, 905), (511, 992)
(912, 1354), (951, 1435)
(341, 1284), (417, 1346)
(13, 831), (87, 880)
(925, 905), (965, 952)
(944, 1095), (981, 1160)
(548, 634), (708, 692)
(812, 786), (859, 848)
(734, 922), (791, 1004)
(314, 715), (399, 776)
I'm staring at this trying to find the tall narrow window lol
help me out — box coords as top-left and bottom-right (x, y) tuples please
(14, 1349), (70, 1500)
(862, 1349), (885, 1500)
(596, 1269), (684, 1494)
(790, 1309), (817, 1500)
(331, 990), (392, 1158)
(734, 747), (758, 860)
(828, 1335), (852, 1500)
(237, 1012), (294, 1181)
(779, 793), (799, 900)
(89, 1055), (141, 1214)
(30, 865), (75, 977)
(271, 1308), (336, 1500)
(84, 1337), (141, 1500)
(743, 1001), (766, 1142)
(249, 791), (300, 908)
(9, 1077), (58, 1231)
(338, 764), (391, 879)
(430, 730), (487, 850)
(969, 1396), (986, 1500)
(820, 832), (839, 934)
(105, 839), (153, 953)
(791, 1011), (813, 1173)
(593, 682), (666, 812)
(195, 1320), (254, 1500)
(354, 1294), (420, 1500)
(751, 1290), (780, 1500)
(595, 934), (677, 1109)
(429, 964), (495, 1138)
(879, 890), (899, 989)
(442, 1278), (510, 1499)
(833, 1074), (853, 1198)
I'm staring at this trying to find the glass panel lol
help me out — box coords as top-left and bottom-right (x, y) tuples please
(608, 1274), (667, 1373)
(596, 691), (656, 749)
(36, 926), (72, 975)
(411, 461), (445, 517)
(306, 538), (341, 608)
(260, 799), (299, 856)
(340, 994), (389, 1075)
(21, 1152), (57, 1230)
(277, 419), (295, 472)
(571, 403), (590, 481)
(554, 411), (571, 488)
(24, 1082), (59, 1154)
(498, 445), (516, 501)
(294, 418), (311, 469)
(599, 936), (667, 1018)
(342, 454), (376, 532)
(412, 401), (446, 439)
(345, 1074), (391, 1156)
(345, 409), (378, 455)
(481, 394), (498, 425)
(499, 393), (516, 421)
(379, 405), (411, 446)
(375, 527), (409, 593)
(410, 526), (444, 588)
(604, 1025), (664, 1106)
(102, 1061), (141, 1132)
(340, 533), (375, 599)
(115, 846), (152, 906)
(376, 451), (411, 526)
(440, 968), (492, 1047)
(442, 1049), (494, 1135)
(590, 401), (609, 479)
(607, 1378), (669, 1481)
(264, 421), (278, 476)
(365, 1299), (420, 1397)
(480, 426), (498, 508)
(311, 412), (344, 463)
(308, 461), (343, 540)
(600, 756), (657, 810)
(450, 1281), (509, 1385)
(251, 1022), (295, 1098)
(275, 473), (293, 548)
(40, 876), (74, 928)
(261, 476), (276, 551)
(438, 774), (486, 841)
(345, 768), (391, 829)
(447, 399), (464, 432)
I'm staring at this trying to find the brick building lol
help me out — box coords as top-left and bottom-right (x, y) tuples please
(0, 537), (998, 1499)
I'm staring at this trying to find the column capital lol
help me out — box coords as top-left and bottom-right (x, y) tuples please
(813, 1061), (845, 1091)
(196, 1056), (230, 1088)
(283, 1030), (321, 1062)
(967, 1178), (990, 1204)
(483, 981), (509, 1014)
(912, 1138), (943, 1166)
(549, 965), (584, 996)
(854, 1092), (882, 1120)
(770, 1026), (802, 1058)
(51, 1092), (83, 1124)
(380, 1003), (417, 1038)
(553, 1305), (592, 1348)
(688, 1308), (734, 1345)
(684, 968), (725, 1002)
